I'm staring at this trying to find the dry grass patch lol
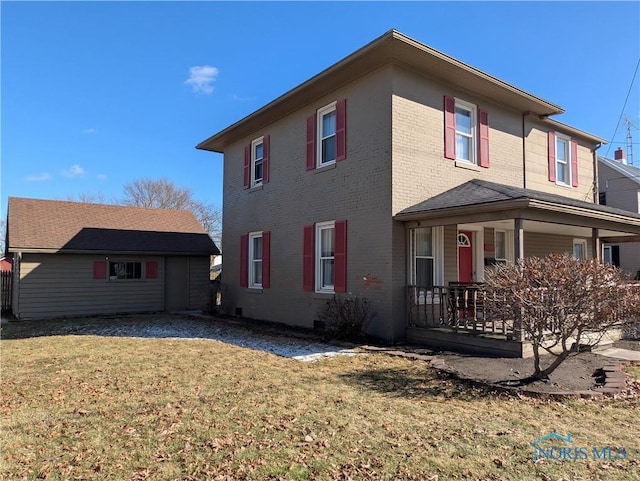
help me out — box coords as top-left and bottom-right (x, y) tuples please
(1, 320), (639, 480)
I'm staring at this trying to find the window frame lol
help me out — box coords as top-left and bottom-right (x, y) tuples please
(555, 133), (572, 186)
(494, 230), (514, 264)
(316, 101), (337, 168)
(573, 239), (587, 260)
(251, 137), (264, 187)
(409, 226), (444, 288)
(248, 231), (263, 288)
(315, 221), (335, 293)
(109, 260), (143, 281)
(454, 98), (477, 164)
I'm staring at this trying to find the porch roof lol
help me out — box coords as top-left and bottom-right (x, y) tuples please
(394, 179), (640, 236)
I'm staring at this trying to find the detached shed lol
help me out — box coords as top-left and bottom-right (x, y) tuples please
(6, 197), (220, 320)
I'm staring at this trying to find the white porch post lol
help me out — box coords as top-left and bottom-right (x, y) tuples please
(513, 218), (525, 341)
(592, 228), (601, 260)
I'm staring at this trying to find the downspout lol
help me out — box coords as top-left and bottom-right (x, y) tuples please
(592, 142), (603, 260)
(522, 112), (529, 189)
(593, 142), (602, 203)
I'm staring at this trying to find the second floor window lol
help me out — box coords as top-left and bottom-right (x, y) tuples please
(252, 137), (264, 186)
(318, 103), (337, 166)
(444, 95), (489, 167)
(556, 135), (570, 185)
(455, 101), (476, 163)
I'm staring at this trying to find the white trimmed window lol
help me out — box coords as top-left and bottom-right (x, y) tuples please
(409, 226), (444, 287)
(251, 137), (264, 187)
(455, 99), (477, 164)
(316, 221), (335, 292)
(249, 231), (263, 288)
(555, 133), (571, 186)
(317, 102), (337, 167)
(109, 261), (142, 280)
(494, 230), (514, 264)
(573, 239), (587, 260)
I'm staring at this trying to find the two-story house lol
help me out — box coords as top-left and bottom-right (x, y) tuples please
(197, 30), (640, 356)
(599, 149), (640, 278)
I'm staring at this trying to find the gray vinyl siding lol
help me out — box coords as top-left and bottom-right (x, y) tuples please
(15, 253), (164, 320)
(524, 232), (592, 258)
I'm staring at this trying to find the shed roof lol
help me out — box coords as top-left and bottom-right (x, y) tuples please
(7, 197), (220, 255)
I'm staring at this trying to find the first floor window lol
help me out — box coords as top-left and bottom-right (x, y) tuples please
(494, 230), (514, 264)
(316, 221), (335, 292)
(303, 220), (347, 293)
(109, 261), (142, 280)
(573, 239), (587, 260)
(249, 232), (263, 287)
(409, 226), (443, 287)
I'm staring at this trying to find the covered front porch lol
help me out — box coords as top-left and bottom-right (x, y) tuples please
(395, 180), (640, 357)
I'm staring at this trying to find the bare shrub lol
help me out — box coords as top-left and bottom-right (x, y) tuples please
(485, 253), (640, 382)
(319, 295), (376, 341)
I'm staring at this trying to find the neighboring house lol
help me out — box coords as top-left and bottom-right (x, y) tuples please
(598, 149), (640, 278)
(6, 197), (220, 320)
(197, 30), (640, 356)
(0, 256), (12, 272)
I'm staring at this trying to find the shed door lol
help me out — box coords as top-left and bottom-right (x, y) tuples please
(165, 257), (189, 311)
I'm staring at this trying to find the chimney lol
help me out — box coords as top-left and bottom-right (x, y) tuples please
(615, 148), (627, 164)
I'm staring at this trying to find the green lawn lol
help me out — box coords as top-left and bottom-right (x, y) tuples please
(1, 317), (639, 480)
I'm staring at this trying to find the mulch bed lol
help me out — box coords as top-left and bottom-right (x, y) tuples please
(428, 339), (640, 396)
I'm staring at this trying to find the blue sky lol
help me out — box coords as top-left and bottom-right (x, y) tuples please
(2, 1), (639, 220)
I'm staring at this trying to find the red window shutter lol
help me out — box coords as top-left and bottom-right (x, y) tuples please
(571, 139), (579, 187)
(303, 225), (315, 291)
(444, 95), (456, 160)
(547, 131), (557, 182)
(478, 109), (490, 168)
(262, 231), (271, 288)
(93, 260), (106, 279)
(263, 135), (270, 184)
(334, 220), (347, 293)
(243, 144), (251, 189)
(146, 261), (158, 279)
(306, 114), (316, 171)
(240, 234), (248, 287)
(336, 98), (347, 161)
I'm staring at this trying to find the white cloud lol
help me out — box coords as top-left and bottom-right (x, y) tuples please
(25, 173), (52, 182)
(96, 173), (108, 180)
(83, 128), (96, 135)
(62, 164), (86, 177)
(185, 65), (218, 94)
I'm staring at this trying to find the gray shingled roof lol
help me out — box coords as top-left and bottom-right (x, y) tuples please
(397, 179), (640, 220)
(598, 156), (640, 186)
(8, 197), (220, 255)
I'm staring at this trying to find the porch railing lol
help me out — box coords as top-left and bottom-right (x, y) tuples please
(407, 284), (515, 337)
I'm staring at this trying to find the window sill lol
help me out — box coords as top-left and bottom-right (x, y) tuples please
(246, 287), (263, 294)
(455, 160), (481, 172)
(249, 184), (264, 192)
(313, 292), (335, 299)
(314, 162), (336, 174)
(554, 182), (573, 189)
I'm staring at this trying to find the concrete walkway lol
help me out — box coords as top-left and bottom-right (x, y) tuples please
(593, 347), (640, 361)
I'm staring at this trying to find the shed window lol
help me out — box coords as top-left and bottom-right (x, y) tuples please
(109, 261), (142, 280)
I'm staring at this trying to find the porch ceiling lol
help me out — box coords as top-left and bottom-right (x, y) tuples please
(394, 179), (640, 235)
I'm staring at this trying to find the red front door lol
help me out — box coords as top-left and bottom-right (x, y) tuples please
(458, 231), (473, 283)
